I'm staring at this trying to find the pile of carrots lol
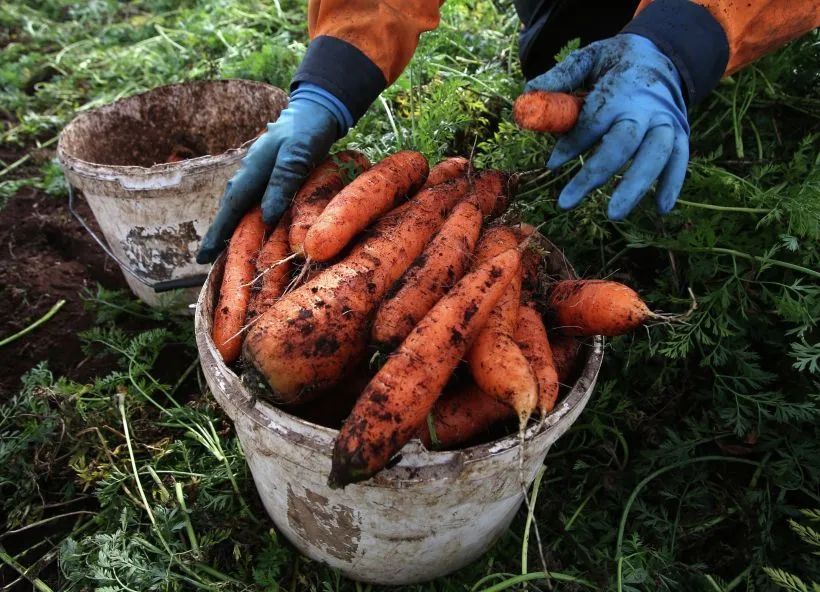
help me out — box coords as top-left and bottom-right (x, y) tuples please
(209, 147), (659, 488)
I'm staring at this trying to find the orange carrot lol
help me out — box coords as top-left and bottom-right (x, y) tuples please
(550, 334), (583, 384)
(289, 151), (371, 256)
(421, 156), (470, 189)
(246, 211), (292, 323)
(371, 199), (483, 349)
(513, 91), (583, 134)
(243, 178), (470, 404)
(467, 227), (538, 425)
(417, 383), (514, 450)
(211, 206), (269, 364)
(548, 280), (653, 336)
(329, 247), (522, 487)
(304, 150), (429, 262)
(515, 301), (560, 415)
(464, 170), (514, 218)
(511, 222), (543, 297)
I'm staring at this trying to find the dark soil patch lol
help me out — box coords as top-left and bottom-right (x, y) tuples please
(0, 183), (129, 399)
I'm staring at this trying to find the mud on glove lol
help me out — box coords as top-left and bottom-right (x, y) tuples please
(526, 33), (690, 220)
(197, 84), (352, 264)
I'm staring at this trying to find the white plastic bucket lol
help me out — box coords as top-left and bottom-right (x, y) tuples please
(57, 80), (289, 308)
(194, 239), (604, 585)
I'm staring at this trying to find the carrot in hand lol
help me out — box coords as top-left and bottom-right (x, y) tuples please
(417, 383), (514, 450)
(211, 206), (269, 364)
(371, 199), (483, 349)
(243, 178), (470, 403)
(467, 227), (539, 425)
(329, 247), (522, 487)
(304, 150), (429, 262)
(246, 211), (292, 322)
(421, 156), (470, 189)
(289, 151), (371, 256)
(548, 280), (653, 336)
(513, 91), (583, 134)
(515, 301), (560, 415)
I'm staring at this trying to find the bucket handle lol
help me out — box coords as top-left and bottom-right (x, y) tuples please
(67, 184), (208, 293)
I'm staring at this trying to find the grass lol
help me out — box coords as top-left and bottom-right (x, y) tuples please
(2, 0), (819, 590)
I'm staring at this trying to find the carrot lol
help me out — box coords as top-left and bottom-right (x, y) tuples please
(511, 222), (543, 297)
(467, 227), (538, 425)
(329, 247), (522, 487)
(421, 156), (470, 189)
(289, 151), (371, 256)
(512, 222), (537, 239)
(550, 334), (583, 385)
(371, 199), (483, 349)
(246, 210), (292, 323)
(515, 301), (560, 415)
(464, 170), (514, 218)
(211, 206), (269, 364)
(513, 91), (583, 134)
(417, 383), (514, 450)
(242, 178), (471, 404)
(304, 150), (429, 262)
(548, 280), (653, 336)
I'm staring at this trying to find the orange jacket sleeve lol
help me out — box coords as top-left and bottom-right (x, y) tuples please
(635, 0), (820, 76)
(308, 0), (442, 85)
(291, 1), (442, 123)
(623, 0), (819, 104)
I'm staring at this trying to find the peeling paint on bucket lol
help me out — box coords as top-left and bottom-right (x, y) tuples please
(194, 237), (604, 585)
(57, 80), (289, 308)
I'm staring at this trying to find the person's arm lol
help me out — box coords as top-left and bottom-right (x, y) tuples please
(524, 0), (819, 221)
(626, 0), (820, 104)
(197, 0), (443, 263)
(293, 0), (444, 123)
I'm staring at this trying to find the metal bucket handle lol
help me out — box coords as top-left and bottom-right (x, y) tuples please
(67, 184), (207, 293)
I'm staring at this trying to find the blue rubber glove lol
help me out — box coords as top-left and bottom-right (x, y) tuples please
(526, 33), (690, 220)
(196, 84), (353, 264)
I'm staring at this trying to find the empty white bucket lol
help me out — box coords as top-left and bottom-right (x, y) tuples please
(57, 80), (288, 308)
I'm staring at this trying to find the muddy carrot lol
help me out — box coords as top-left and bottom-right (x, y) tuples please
(548, 280), (653, 336)
(421, 156), (470, 189)
(463, 170), (515, 219)
(417, 383), (515, 450)
(513, 91), (583, 134)
(329, 247), (522, 487)
(466, 227), (539, 425)
(243, 178), (470, 404)
(246, 211), (292, 322)
(515, 301), (560, 415)
(550, 334), (583, 385)
(289, 151), (371, 256)
(371, 199), (483, 349)
(211, 206), (269, 363)
(304, 150), (429, 262)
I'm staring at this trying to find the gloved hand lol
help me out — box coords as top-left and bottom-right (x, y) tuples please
(525, 33), (690, 220)
(196, 84), (352, 263)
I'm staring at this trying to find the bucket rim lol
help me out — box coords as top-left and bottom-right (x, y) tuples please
(194, 236), (605, 478)
(56, 79), (288, 177)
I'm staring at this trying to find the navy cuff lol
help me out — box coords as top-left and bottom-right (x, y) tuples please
(622, 0), (729, 105)
(291, 36), (387, 124)
(290, 84), (354, 136)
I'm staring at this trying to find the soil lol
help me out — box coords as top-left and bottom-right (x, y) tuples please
(0, 178), (129, 400)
